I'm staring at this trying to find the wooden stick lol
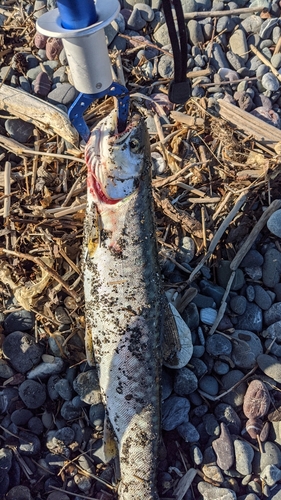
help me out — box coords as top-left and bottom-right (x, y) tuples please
(184, 5), (265, 19)
(1, 248), (80, 301)
(230, 199), (281, 271)
(187, 192), (248, 283)
(3, 161), (11, 220)
(250, 44), (281, 83)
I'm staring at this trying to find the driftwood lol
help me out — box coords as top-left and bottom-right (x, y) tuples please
(0, 84), (79, 145)
(217, 99), (281, 149)
(184, 5), (265, 19)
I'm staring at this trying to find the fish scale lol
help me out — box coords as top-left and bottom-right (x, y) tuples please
(83, 110), (162, 499)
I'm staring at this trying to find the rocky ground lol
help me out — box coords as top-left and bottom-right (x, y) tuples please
(1, 0), (281, 499)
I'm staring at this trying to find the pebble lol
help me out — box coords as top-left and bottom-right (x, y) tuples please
(264, 302), (281, 326)
(217, 260), (244, 290)
(5, 118), (34, 143)
(257, 353), (281, 383)
(174, 367), (198, 396)
(73, 370), (101, 405)
(199, 375), (219, 396)
(260, 464), (281, 486)
(221, 370), (247, 407)
(231, 330), (263, 369)
(267, 209), (281, 238)
(18, 430), (41, 456)
(263, 248), (281, 287)
(197, 482), (237, 500)
(200, 307), (217, 326)
(187, 20), (204, 46)
(253, 284), (272, 310)
(240, 249), (264, 267)
(3, 331), (44, 373)
(229, 29), (248, 63)
(235, 303), (263, 332)
(33, 71), (52, 96)
(230, 295), (247, 315)
(47, 83), (78, 107)
(262, 72), (280, 91)
(177, 421), (200, 442)
(214, 404), (241, 434)
(11, 409), (33, 426)
(234, 439), (254, 475)
(206, 333), (232, 356)
(258, 441), (281, 472)
(19, 380), (46, 409)
(158, 54), (174, 78)
(162, 395), (190, 431)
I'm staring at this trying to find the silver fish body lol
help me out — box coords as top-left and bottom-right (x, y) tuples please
(83, 111), (162, 499)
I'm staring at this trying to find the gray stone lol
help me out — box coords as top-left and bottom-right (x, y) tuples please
(188, 20), (204, 46)
(206, 334), (232, 356)
(19, 380), (46, 409)
(18, 431), (41, 456)
(177, 421), (200, 442)
(73, 370), (101, 405)
(199, 375), (219, 396)
(162, 395), (190, 431)
(264, 302), (281, 326)
(158, 54), (174, 78)
(127, 8), (146, 30)
(234, 439), (254, 475)
(253, 285), (272, 310)
(246, 285), (255, 302)
(240, 249), (264, 267)
(221, 370), (247, 407)
(259, 17), (279, 39)
(197, 482), (237, 500)
(5, 118), (34, 143)
(174, 367), (198, 395)
(213, 360), (230, 375)
(200, 280), (225, 306)
(153, 23), (171, 47)
(47, 83), (78, 107)
(257, 441), (281, 472)
(3, 331), (44, 374)
(54, 378), (73, 401)
(210, 43), (229, 71)
(27, 416), (43, 435)
(61, 401), (81, 420)
(229, 29), (248, 63)
(226, 51), (244, 71)
(231, 330), (263, 369)
(262, 72), (280, 91)
(181, 0), (197, 12)
(11, 409), (33, 426)
(0, 360), (14, 379)
(267, 209), (281, 238)
(260, 464), (281, 486)
(190, 358), (208, 378)
(271, 53), (281, 70)
(230, 295), (247, 315)
(263, 320), (281, 341)
(244, 265), (262, 280)
(214, 404), (241, 434)
(203, 413), (220, 436)
(235, 303), (263, 332)
(257, 354), (281, 383)
(217, 260), (244, 291)
(182, 303), (199, 330)
(241, 15), (263, 33)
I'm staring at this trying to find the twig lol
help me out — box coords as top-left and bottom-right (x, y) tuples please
(184, 5), (265, 18)
(198, 76), (258, 88)
(273, 36), (281, 55)
(153, 162), (205, 188)
(1, 249), (80, 301)
(230, 199), (281, 271)
(250, 44), (281, 84)
(208, 272), (235, 335)
(187, 192), (248, 283)
(3, 161), (11, 220)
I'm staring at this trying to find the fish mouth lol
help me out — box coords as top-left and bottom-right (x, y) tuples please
(86, 111), (144, 204)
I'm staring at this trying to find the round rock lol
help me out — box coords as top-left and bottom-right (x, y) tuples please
(234, 439), (254, 475)
(73, 370), (101, 405)
(174, 367), (198, 396)
(230, 295), (247, 315)
(19, 380), (46, 409)
(231, 330), (263, 369)
(257, 354), (281, 383)
(4, 310), (35, 333)
(206, 333), (232, 356)
(3, 331), (44, 373)
(162, 395), (190, 431)
(267, 209), (281, 238)
(235, 303), (263, 332)
(5, 119), (34, 143)
(221, 370), (247, 407)
(47, 83), (78, 106)
(263, 248), (281, 288)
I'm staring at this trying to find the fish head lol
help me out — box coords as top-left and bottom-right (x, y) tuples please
(86, 110), (149, 203)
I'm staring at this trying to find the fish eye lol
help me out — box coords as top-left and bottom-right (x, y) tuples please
(129, 138), (141, 152)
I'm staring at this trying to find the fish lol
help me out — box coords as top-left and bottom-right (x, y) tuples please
(83, 109), (162, 499)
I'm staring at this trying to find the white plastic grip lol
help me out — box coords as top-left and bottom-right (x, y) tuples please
(36, 0), (120, 94)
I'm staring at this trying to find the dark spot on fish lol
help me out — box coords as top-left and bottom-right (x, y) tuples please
(125, 394), (133, 400)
